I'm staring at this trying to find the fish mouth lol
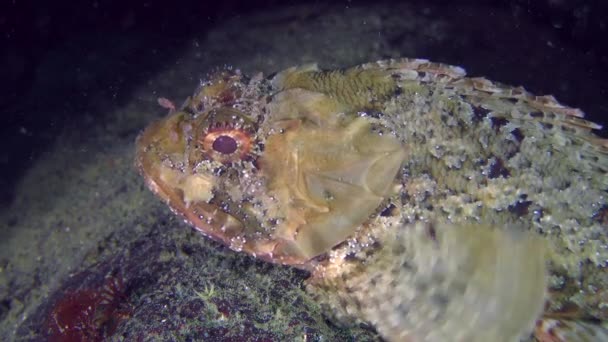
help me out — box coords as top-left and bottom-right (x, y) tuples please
(134, 111), (305, 265)
(135, 113), (246, 249)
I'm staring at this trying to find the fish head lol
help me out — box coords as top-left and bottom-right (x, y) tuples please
(136, 67), (407, 266)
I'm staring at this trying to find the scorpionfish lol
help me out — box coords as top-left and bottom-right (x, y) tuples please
(136, 59), (608, 341)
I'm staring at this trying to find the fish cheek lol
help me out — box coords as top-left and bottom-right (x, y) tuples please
(262, 117), (406, 260)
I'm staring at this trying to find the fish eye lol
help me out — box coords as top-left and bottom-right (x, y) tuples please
(197, 108), (256, 164)
(212, 135), (238, 154)
(201, 124), (252, 164)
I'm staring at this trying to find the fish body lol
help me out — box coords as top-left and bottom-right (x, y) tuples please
(136, 59), (608, 341)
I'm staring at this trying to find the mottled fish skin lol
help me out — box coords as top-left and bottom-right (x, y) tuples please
(136, 58), (608, 341)
(534, 317), (608, 342)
